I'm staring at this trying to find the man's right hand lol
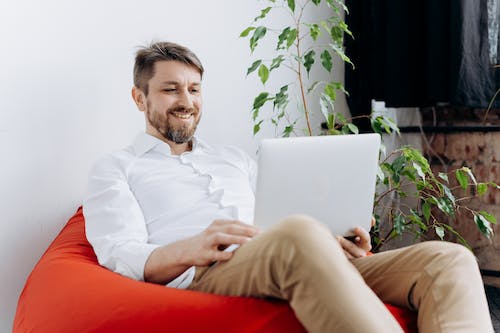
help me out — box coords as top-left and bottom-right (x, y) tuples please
(181, 220), (260, 266)
(144, 220), (259, 284)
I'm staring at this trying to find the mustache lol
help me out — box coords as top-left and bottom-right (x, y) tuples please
(167, 106), (196, 114)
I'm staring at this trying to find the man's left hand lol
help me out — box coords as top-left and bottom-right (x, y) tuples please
(336, 226), (372, 260)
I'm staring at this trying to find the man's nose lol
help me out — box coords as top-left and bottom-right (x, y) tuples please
(177, 89), (194, 109)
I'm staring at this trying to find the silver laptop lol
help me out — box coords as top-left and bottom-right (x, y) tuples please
(253, 133), (381, 236)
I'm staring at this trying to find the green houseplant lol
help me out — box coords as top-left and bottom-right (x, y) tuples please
(240, 0), (499, 251)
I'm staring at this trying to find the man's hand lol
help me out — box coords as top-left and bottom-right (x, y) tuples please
(181, 220), (260, 266)
(144, 220), (259, 284)
(336, 226), (372, 260)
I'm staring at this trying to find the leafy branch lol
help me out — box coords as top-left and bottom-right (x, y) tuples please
(240, 0), (352, 137)
(369, 116), (499, 251)
(242, 0), (499, 251)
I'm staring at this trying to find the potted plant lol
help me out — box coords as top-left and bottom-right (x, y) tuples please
(240, 0), (499, 251)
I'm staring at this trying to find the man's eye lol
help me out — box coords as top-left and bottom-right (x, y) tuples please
(191, 89), (200, 93)
(163, 89), (176, 92)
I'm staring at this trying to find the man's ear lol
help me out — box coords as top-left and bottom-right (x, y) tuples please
(131, 86), (146, 112)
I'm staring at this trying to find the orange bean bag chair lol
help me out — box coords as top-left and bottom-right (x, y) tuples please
(13, 207), (418, 332)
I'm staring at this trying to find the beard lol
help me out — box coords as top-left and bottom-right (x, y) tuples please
(146, 105), (200, 144)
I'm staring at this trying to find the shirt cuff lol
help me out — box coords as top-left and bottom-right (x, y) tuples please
(111, 242), (161, 281)
(166, 266), (195, 289)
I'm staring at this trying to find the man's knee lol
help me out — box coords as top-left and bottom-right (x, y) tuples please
(261, 215), (344, 259)
(268, 214), (331, 242)
(416, 241), (478, 273)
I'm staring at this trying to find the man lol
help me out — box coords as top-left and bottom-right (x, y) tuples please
(84, 41), (494, 333)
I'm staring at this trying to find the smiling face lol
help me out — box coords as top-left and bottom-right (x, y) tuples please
(132, 60), (202, 152)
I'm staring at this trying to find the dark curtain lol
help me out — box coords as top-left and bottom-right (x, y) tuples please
(345, 0), (500, 132)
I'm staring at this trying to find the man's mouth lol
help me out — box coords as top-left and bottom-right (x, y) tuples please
(170, 111), (193, 119)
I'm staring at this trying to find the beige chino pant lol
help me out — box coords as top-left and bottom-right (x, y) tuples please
(188, 215), (494, 333)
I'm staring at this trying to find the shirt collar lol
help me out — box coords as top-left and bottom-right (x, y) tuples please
(131, 132), (205, 156)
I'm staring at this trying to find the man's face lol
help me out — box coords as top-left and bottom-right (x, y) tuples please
(140, 61), (202, 144)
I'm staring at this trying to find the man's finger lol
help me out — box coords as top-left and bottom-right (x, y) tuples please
(211, 220), (260, 236)
(212, 250), (233, 262)
(212, 232), (252, 246)
(222, 224), (260, 237)
(343, 249), (354, 260)
(353, 227), (372, 252)
(337, 236), (367, 258)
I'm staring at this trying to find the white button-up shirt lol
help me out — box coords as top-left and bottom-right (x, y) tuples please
(83, 132), (257, 288)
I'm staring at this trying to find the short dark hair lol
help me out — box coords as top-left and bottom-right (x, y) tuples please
(133, 41), (204, 95)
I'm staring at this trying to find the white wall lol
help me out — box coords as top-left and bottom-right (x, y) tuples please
(0, 1), (348, 331)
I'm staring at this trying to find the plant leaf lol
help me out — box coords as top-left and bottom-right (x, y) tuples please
(371, 115), (400, 135)
(480, 211), (497, 224)
(320, 49), (333, 72)
(392, 155), (406, 173)
(252, 109), (259, 121)
(240, 27), (255, 37)
(436, 197), (454, 216)
(270, 55), (285, 71)
(283, 125), (294, 137)
(253, 120), (264, 135)
(273, 85), (289, 111)
(488, 181), (500, 189)
(246, 60), (262, 76)
(402, 168), (417, 182)
(435, 225), (445, 240)
(335, 112), (346, 123)
(258, 64), (269, 85)
(377, 165), (385, 182)
(455, 169), (468, 190)
(252, 92), (269, 110)
(409, 209), (427, 231)
(254, 7), (272, 21)
(329, 43), (354, 68)
(346, 123), (359, 134)
(287, 0), (295, 12)
(464, 167), (477, 185)
(303, 50), (315, 76)
(312, 0), (321, 5)
(277, 27), (290, 50)
(341, 125), (350, 134)
(393, 214), (405, 236)
(477, 183), (488, 196)
(422, 201), (431, 222)
(319, 94), (330, 123)
(474, 213), (493, 238)
(286, 28), (298, 48)
(412, 162), (426, 181)
(438, 172), (449, 183)
(379, 143), (387, 157)
(441, 184), (456, 204)
(330, 25), (344, 44)
(402, 148), (430, 174)
(310, 23), (321, 41)
(307, 81), (321, 94)
(250, 26), (267, 52)
(333, 0), (349, 13)
(327, 114), (336, 132)
(324, 83), (336, 102)
(332, 81), (347, 93)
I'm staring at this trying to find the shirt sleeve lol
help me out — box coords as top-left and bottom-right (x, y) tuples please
(83, 154), (160, 281)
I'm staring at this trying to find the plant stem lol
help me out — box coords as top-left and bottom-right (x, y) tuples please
(374, 188), (397, 207)
(482, 65), (500, 124)
(295, 4), (313, 136)
(483, 88), (500, 125)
